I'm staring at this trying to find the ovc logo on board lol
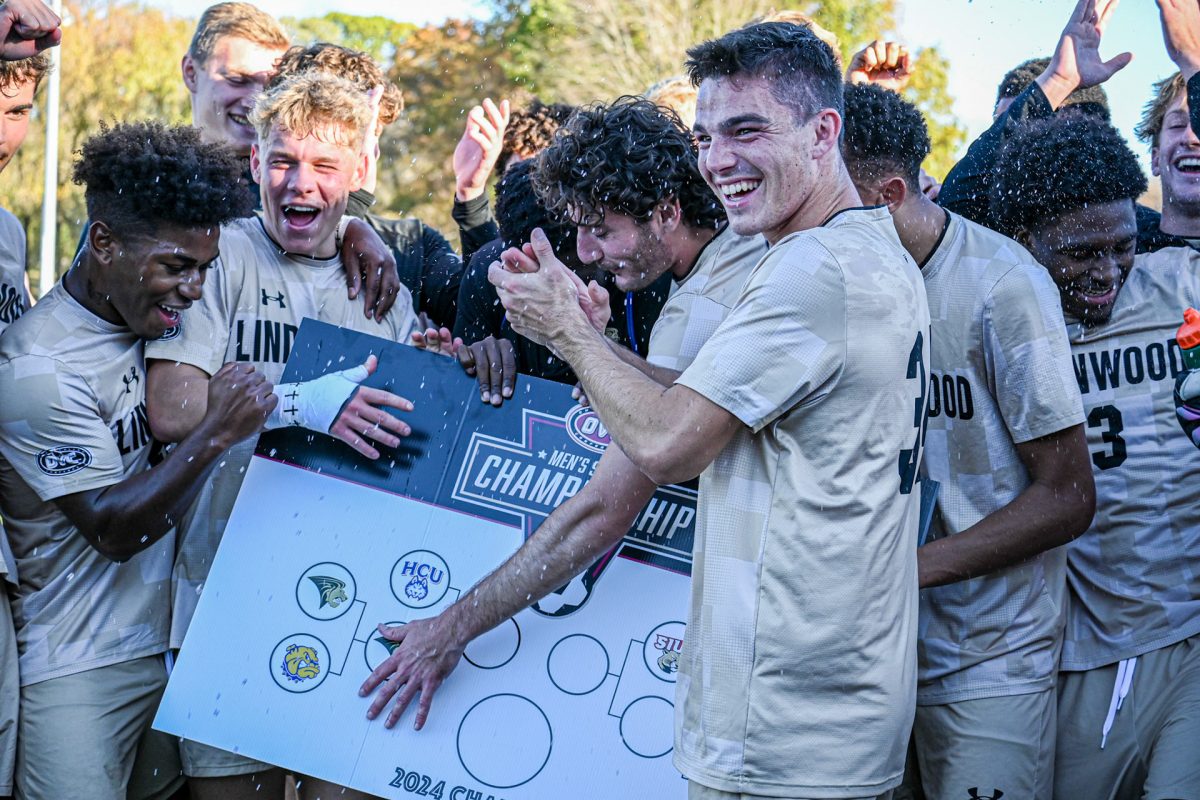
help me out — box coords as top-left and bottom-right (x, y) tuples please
(565, 404), (610, 453)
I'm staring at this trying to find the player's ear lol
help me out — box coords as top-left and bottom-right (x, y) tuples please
(880, 176), (908, 212)
(654, 198), (682, 232)
(811, 108), (842, 160)
(1151, 145), (1162, 177)
(249, 143), (262, 184)
(87, 220), (117, 267)
(350, 151), (368, 192)
(181, 52), (199, 94)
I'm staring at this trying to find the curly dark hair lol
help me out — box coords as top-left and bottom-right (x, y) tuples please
(497, 98), (575, 176)
(995, 57), (1109, 117)
(685, 21), (842, 121)
(73, 121), (253, 237)
(990, 112), (1146, 237)
(533, 96), (724, 231)
(495, 158), (582, 269)
(841, 83), (930, 192)
(268, 43), (404, 130)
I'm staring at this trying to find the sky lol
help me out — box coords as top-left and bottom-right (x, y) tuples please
(145, 0), (1174, 166)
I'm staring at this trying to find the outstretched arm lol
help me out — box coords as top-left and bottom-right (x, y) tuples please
(359, 444), (658, 729)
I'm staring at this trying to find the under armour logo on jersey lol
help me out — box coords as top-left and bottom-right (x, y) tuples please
(121, 366), (140, 394)
(261, 289), (287, 308)
(967, 790), (1003, 800)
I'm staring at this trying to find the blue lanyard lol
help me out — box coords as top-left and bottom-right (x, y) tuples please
(625, 293), (638, 355)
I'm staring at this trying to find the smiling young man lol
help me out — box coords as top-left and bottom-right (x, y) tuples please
(483, 22), (927, 799)
(992, 111), (1200, 800)
(0, 121), (271, 800)
(145, 72), (418, 800)
(842, 82), (1094, 800)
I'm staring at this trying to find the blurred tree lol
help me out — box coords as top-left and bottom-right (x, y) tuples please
(490, 0), (964, 177)
(0, 0), (193, 293)
(283, 13), (414, 63)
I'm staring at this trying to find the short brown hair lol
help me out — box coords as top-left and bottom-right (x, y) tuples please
(187, 2), (290, 66)
(269, 43), (403, 132)
(0, 54), (50, 95)
(1135, 72), (1187, 148)
(251, 72), (371, 152)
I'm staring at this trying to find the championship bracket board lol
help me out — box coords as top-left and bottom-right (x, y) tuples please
(154, 319), (694, 799)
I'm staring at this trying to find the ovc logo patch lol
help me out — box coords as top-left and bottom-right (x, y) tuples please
(37, 446), (92, 476)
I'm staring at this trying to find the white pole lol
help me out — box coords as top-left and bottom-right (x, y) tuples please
(37, 0), (63, 298)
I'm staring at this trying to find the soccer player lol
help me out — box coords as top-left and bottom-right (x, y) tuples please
(266, 43), (465, 329)
(359, 98), (767, 721)
(487, 23), (926, 798)
(0, 51), (49, 800)
(0, 121), (268, 800)
(145, 72), (419, 800)
(991, 109), (1200, 800)
(181, 1), (402, 320)
(842, 82), (1094, 799)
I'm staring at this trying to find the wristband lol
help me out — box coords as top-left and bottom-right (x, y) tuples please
(266, 362), (370, 433)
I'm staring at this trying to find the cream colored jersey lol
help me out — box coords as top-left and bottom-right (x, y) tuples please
(146, 216), (419, 646)
(0, 284), (172, 685)
(646, 226), (767, 372)
(1062, 245), (1200, 671)
(0, 208), (28, 339)
(673, 207), (928, 797)
(917, 213), (1084, 704)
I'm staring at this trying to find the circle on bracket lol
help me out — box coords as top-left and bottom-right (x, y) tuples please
(391, 550), (451, 609)
(464, 618), (520, 670)
(363, 621), (406, 673)
(547, 634), (609, 695)
(619, 695), (674, 758)
(296, 562), (356, 621)
(642, 620), (686, 683)
(270, 633), (329, 693)
(457, 694), (552, 789)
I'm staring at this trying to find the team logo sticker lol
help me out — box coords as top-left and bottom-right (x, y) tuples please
(564, 404), (610, 454)
(363, 621), (405, 672)
(390, 550), (450, 609)
(269, 634), (329, 693)
(36, 446), (92, 476)
(642, 621), (685, 682)
(295, 562), (356, 621)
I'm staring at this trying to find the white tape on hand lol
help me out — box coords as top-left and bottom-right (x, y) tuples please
(266, 362), (371, 433)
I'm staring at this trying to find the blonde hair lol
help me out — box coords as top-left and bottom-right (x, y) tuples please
(270, 43), (404, 133)
(754, 10), (842, 65)
(645, 75), (698, 129)
(251, 73), (372, 151)
(1135, 72), (1187, 148)
(188, 2), (290, 66)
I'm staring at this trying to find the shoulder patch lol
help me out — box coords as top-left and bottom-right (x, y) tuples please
(159, 324), (180, 341)
(36, 446), (93, 476)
